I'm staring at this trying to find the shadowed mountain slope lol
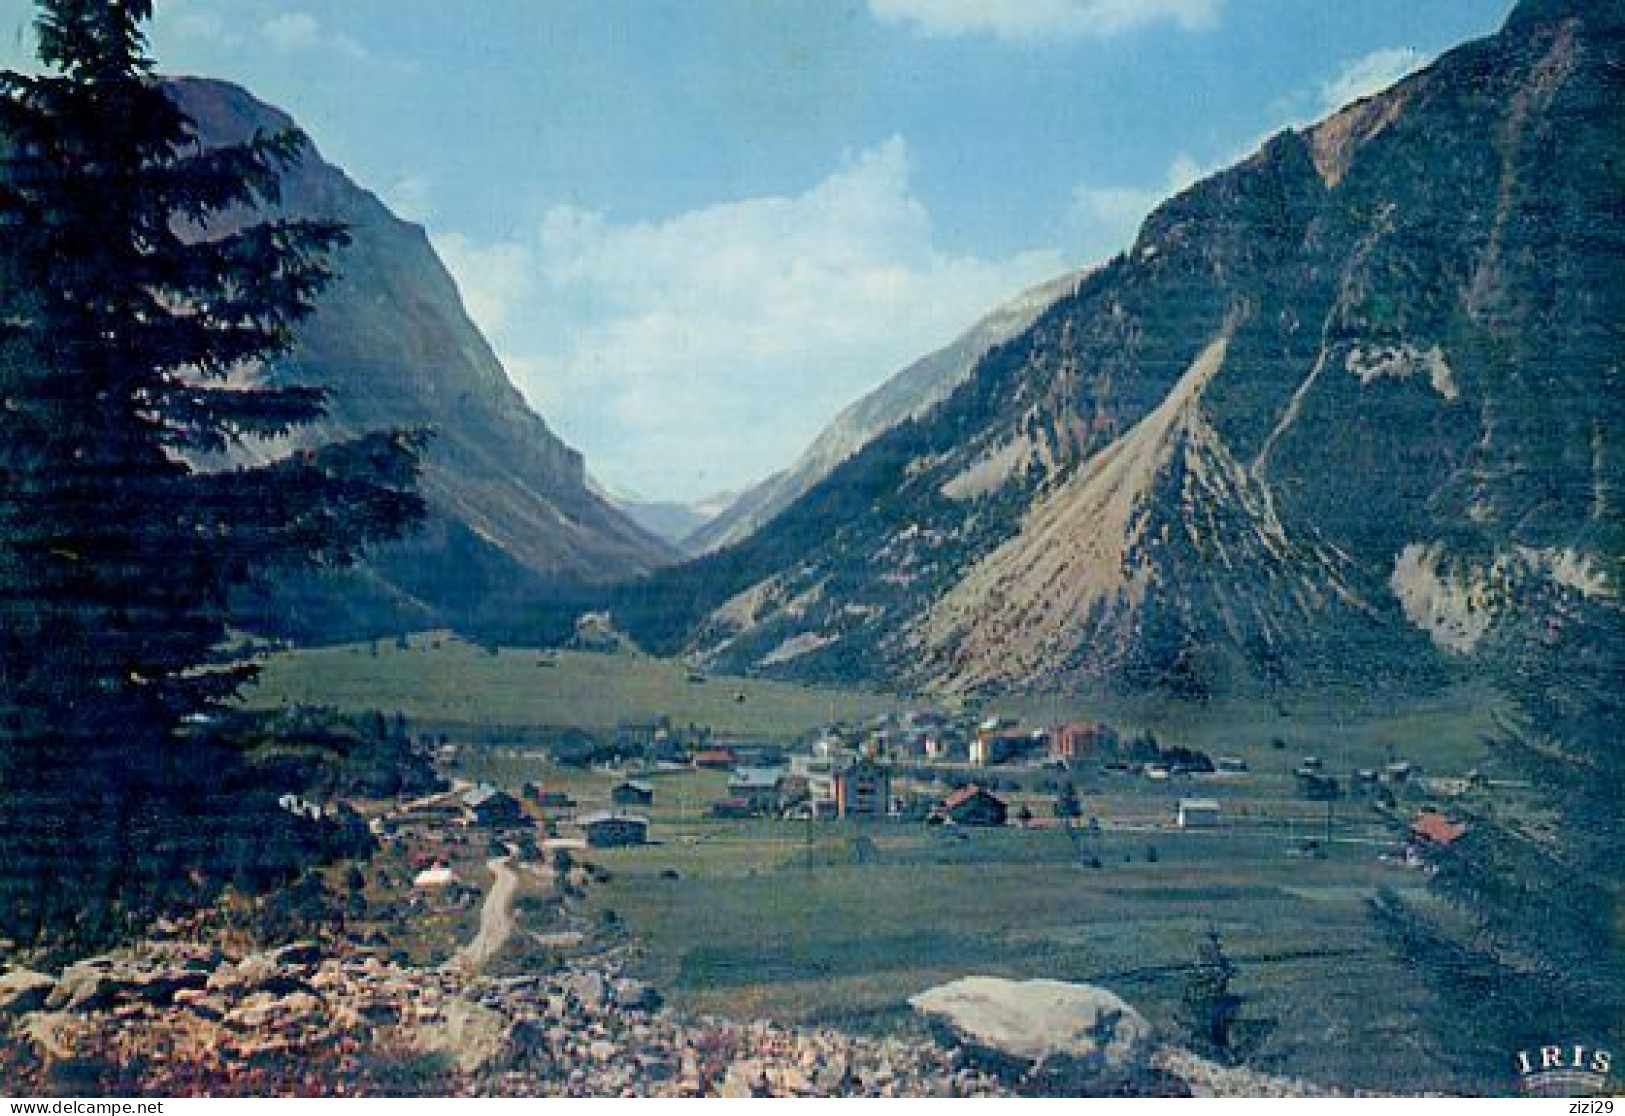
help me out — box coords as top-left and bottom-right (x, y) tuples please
(167, 79), (675, 641)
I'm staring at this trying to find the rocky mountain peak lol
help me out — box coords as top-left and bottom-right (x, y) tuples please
(1507, 0), (1624, 33)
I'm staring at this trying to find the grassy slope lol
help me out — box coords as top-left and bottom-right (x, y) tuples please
(244, 631), (904, 742)
(576, 816), (1459, 1092)
(990, 682), (1499, 775)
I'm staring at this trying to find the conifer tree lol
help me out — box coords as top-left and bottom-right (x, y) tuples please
(0, 0), (425, 942)
(1053, 780), (1081, 821)
(1175, 929), (1273, 1064)
(1371, 569), (1625, 1082)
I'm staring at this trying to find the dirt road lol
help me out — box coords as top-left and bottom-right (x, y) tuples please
(453, 856), (518, 974)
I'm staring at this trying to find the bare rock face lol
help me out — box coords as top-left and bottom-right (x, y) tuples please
(218, 943), (319, 996)
(910, 977), (1154, 1094)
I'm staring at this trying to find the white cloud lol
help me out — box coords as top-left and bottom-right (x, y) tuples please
(435, 137), (1064, 501)
(433, 233), (535, 338)
(1320, 47), (1428, 112)
(869, 0), (1220, 40)
(162, 0), (244, 50)
(259, 12), (321, 52)
(258, 11), (382, 65)
(383, 174), (433, 224)
(1069, 152), (1202, 260)
(148, 2), (402, 70)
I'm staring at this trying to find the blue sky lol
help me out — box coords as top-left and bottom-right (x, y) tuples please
(0, 0), (1514, 501)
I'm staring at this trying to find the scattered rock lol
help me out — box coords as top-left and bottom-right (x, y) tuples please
(774, 1066), (812, 1095)
(812, 1049), (851, 1092)
(4, 930), (1315, 1099)
(18, 1010), (90, 1061)
(42, 956), (204, 1011)
(225, 950), (312, 996)
(0, 969), (56, 1015)
(561, 970), (606, 1011)
(610, 978), (661, 1012)
(267, 942), (323, 969)
(406, 996), (511, 1075)
(530, 931), (586, 950)
(172, 988), (227, 1021)
(1152, 1045), (1334, 1098)
(719, 1058), (766, 1097)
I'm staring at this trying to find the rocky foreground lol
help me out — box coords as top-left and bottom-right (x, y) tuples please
(0, 934), (1338, 1098)
(0, 935), (1000, 1097)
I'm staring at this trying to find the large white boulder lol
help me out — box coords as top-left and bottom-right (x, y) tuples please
(910, 976), (1154, 1093)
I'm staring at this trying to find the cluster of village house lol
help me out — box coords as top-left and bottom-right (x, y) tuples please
(355, 709), (1473, 878)
(379, 747), (1019, 867)
(596, 711), (1133, 840)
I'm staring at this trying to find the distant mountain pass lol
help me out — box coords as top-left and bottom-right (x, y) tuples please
(589, 481), (749, 554)
(687, 270), (1087, 554)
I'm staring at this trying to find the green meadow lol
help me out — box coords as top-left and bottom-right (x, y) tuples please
(244, 633), (1503, 1093)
